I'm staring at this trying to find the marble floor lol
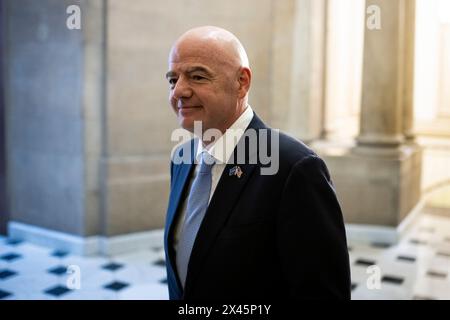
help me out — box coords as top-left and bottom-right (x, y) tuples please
(0, 238), (169, 300)
(349, 210), (450, 300)
(1, 209), (450, 300)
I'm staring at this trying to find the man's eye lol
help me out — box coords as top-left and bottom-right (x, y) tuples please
(168, 78), (177, 85)
(192, 75), (205, 81)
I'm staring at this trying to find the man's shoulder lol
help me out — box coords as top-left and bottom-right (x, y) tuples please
(271, 130), (331, 182)
(276, 130), (318, 164)
(248, 113), (317, 165)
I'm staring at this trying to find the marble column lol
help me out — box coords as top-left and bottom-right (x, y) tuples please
(438, 25), (450, 118)
(270, 0), (326, 143)
(356, 0), (415, 147)
(322, 0), (364, 140)
(402, 0), (417, 142)
(314, 0), (422, 241)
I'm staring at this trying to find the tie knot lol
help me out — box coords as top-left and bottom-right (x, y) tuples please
(199, 151), (215, 173)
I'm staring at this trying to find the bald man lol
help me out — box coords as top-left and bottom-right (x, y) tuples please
(164, 26), (351, 300)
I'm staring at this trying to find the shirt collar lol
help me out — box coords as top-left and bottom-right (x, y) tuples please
(196, 105), (254, 164)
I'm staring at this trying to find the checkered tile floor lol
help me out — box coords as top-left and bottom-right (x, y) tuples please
(0, 239), (169, 300)
(349, 210), (450, 300)
(1, 210), (450, 299)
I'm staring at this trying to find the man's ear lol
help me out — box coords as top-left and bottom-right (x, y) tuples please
(237, 67), (251, 99)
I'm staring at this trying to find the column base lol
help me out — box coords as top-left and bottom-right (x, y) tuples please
(313, 141), (423, 228)
(8, 221), (164, 256)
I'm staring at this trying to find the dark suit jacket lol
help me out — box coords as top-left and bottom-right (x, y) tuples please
(164, 114), (351, 300)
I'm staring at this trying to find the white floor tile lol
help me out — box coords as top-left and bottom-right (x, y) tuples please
(118, 283), (169, 300)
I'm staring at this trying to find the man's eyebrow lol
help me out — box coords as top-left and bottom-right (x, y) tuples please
(165, 66), (214, 80)
(165, 71), (177, 79)
(185, 66), (213, 77)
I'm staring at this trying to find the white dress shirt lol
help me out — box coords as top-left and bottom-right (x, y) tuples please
(173, 105), (254, 251)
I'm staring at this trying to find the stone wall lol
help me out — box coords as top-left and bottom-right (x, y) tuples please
(5, 0), (86, 235)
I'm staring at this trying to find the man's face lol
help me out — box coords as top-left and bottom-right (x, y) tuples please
(166, 39), (240, 134)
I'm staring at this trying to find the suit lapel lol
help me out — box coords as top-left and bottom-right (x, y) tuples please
(184, 114), (268, 295)
(184, 162), (257, 294)
(164, 139), (197, 296)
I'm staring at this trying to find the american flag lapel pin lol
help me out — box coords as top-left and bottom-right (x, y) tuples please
(229, 166), (243, 178)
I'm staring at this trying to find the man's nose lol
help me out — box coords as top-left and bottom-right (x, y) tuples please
(172, 77), (192, 100)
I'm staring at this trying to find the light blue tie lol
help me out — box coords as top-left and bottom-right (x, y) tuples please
(176, 151), (215, 288)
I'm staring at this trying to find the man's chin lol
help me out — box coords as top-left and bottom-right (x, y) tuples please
(179, 119), (195, 133)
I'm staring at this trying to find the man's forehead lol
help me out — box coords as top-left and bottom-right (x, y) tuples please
(170, 43), (222, 63)
(168, 50), (234, 76)
(170, 35), (239, 65)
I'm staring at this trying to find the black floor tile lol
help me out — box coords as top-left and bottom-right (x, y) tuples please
(370, 242), (391, 249)
(427, 270), (447, 279)
(0, 269), (18, 280)
(0, 289), (12, 299)
(381, 275), (404, 285)
(47, 266), (68, 276)
(409, 239), (427, 245)
(397, 255), (416, 263)
(51, 250), (69, 258)
(101, 262), (124, 271)
(103, 281), (129, 292)
(0, 253), (22, 262)
(44, 285), (71, 297)
(153, 259), (166, 267)
(436, 251), (450, 258)
(354, 258), (376, 267)
(5, 239), (24, 246)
